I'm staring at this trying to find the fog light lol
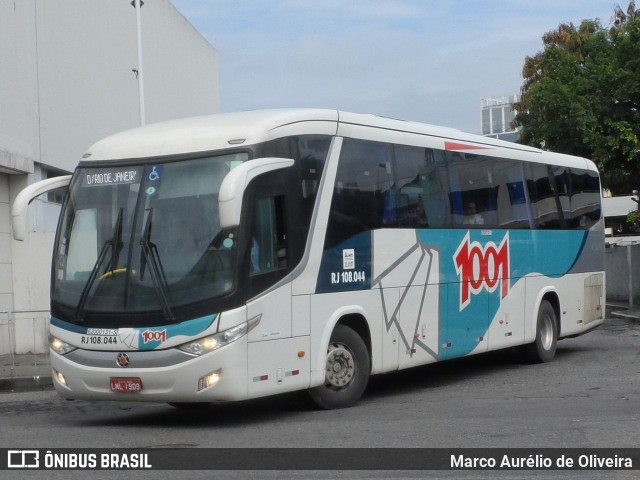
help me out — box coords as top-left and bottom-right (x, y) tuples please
(55, 370), (67, 386)
(198, 369), (221, 391)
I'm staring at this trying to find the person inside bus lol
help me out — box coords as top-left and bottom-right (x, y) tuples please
(251, 237), (260, 273)
(401, 195), (429, 227)
(464, 202), (485, 225)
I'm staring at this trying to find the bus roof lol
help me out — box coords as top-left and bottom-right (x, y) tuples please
(81, 109), (597, 172)
(82, 109), (339, 161)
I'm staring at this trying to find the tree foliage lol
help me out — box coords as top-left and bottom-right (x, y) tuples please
(514, 2), (640, 193)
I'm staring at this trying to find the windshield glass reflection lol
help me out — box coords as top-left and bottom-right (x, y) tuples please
(53, 153), (247, 323)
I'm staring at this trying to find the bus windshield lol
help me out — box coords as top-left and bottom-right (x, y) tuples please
(52, 153), (248, 324)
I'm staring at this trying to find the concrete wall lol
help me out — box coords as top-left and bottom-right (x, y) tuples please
(0, 174), (12, 314)
(0, 0), (39, 176)
(0, 0), (219, 354)
(24, 0), (220, 173)
(605, 244), (640, 304)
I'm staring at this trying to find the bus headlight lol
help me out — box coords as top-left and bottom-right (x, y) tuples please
(49, 334), (77, 355)
(177, 315), (261, 356)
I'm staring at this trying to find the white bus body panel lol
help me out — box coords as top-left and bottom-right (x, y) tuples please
(43, 109), (605, 405)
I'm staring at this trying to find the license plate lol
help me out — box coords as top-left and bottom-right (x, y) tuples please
(110, 377), (143, 393)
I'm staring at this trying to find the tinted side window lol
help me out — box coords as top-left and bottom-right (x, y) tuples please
(447, 154), (529, 229)
(256, 135), (331, 265)
(394, 145), (447, 228)
(251, 195), (287, 275)
(570, 169), (601, 228)
(525, 163), (567, 228)
(258, 135), (330, 226)
(326, 139), (393, 248)
(298, 135), (331, 201)
(492, 158), (529, 228)
(447, 153), (500, 228)
(325, 138), (600, 238)
(523, 163), (604, 230)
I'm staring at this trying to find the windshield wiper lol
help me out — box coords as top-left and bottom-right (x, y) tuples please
(139, 208), (176, 322)
(75, 208), (124, 322)
(109, 208), (124, 272)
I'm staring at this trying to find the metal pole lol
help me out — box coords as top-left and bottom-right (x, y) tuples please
(628, 245), (633, 306)
(9, 311), (15, 377)
(134, 0), (146, 126)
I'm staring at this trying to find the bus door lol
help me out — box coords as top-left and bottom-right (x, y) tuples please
(242, 170), (311, 397)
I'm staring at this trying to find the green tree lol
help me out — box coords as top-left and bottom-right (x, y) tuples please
(514, 2), (640, 193)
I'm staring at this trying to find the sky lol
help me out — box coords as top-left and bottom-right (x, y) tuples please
(169, 0), (618, 134)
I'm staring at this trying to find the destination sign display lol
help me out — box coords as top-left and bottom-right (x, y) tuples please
(81, 167), (143, 187)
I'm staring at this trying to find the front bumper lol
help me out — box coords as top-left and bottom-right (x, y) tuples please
(50, 336), (248, 403)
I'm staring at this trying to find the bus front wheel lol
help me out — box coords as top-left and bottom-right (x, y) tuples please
(523, 299), (558, 363)
(307, 324), (370, 409)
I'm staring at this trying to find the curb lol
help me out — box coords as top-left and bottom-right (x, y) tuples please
(607, 302), (640, 322)
(610, 310), (640, 322)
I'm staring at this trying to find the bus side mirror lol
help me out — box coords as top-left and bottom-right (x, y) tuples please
(11, 175), (72, 241)
(219, 157), (294, 228)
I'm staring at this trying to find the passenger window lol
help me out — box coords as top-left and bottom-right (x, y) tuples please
(250, 195), (287, 275)
(448, 153), (498, 227)
(491, 159), (529, 228)
(394, 145), (447, 228)
(525, 163), (566, 228)
(446, 154), (532, 229)
(325, 139), (600, 238)
(570, 169), (601, 228)
(326, 139), (394, 247)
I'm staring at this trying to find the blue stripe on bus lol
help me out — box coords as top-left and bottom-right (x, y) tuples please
(316, 228), (591, 358)
(419, 229), (588, 358)
(50, 313), (218, 350)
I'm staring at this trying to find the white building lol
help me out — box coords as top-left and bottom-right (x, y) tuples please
(1, 0), (218, 354)
(481, 95), (519, 142)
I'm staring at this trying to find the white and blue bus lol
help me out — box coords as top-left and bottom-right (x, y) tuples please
(13, 109), (605, 409)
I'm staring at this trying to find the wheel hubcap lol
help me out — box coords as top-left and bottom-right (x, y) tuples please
(325, 343), (355, 389)
(540, 314), (554, 351)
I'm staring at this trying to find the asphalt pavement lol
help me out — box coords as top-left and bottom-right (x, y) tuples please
(1, 303), (639, 394)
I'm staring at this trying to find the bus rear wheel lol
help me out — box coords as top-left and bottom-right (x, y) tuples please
(523, 299), (558, 363)
(307, 324), (370, 409)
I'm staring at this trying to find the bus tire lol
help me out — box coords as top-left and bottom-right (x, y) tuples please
(523, 299), (558, 363)
(307, 324), (370, 409)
